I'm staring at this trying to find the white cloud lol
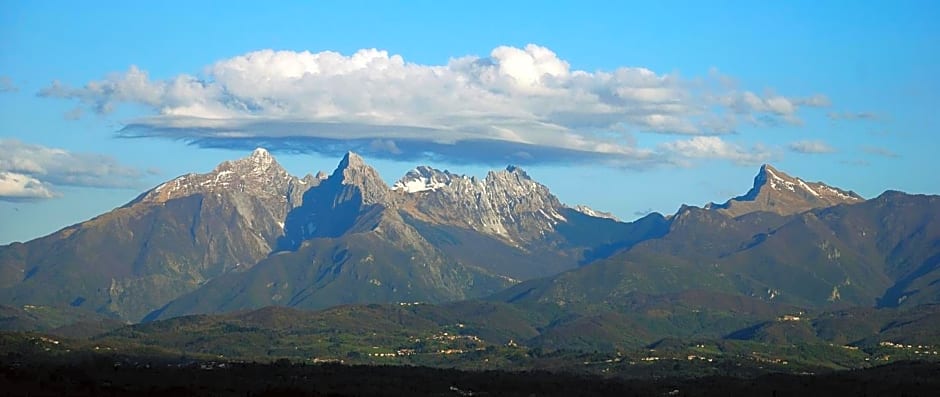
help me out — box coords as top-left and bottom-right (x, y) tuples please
(0, 76), (17, 93)
(0, 172), (57, 201)
(788, 140), (835, 154)
(633, 208), (654, 216)
(0, 139), (145, 200)
(64, 107), (84, 120)
(840, 159), (871, 167)
(827, 111), (877, 120)
(660, 136), (774, 165)
(862, 146), (900, 158)
(715, 92), (830, 127)
(40, 44), (827, 166)
(794, 94), (831, 107)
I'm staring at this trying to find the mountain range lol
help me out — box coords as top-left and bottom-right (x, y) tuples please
(1, 149), (938, 339)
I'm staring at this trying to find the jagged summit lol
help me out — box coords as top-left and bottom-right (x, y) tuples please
(133, 147), (313, 206)
(390, 163), (567, 243)
(392, 166), (457, 193)
(753, 164), (862, 201)
(250, 147), (271, 158)
(709, 164), (864, 217)
(338, 151), (366, 169)
(331, 151), (381, 182)
(323, 151), (389, 205)
(392, 164), (535, 194)
(231, 147), (278, 172)
(503, 164), (531, 180)
(244, 147), (277, 169)
(136, 150), (612, 250)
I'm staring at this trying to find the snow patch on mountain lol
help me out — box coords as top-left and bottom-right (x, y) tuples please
(136, 147), (317, 208)
(798, 179), (819, 197)
(392, 166), (454, 193)
(711, 164), (866, 217)
(391, 164), (571, 243)
(574, 205), (619, 221)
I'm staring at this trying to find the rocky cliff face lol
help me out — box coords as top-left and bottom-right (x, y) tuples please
(708, 164), (864, 217)
(279, 152), (390, 250)
(392, 165), (568, 244)
(150, 155), (519, 320)
(136, 148), (313, 206)
(134, 147), (320, 249)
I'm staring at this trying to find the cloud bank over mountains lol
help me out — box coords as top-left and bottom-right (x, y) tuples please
(40, 44), (832, 166)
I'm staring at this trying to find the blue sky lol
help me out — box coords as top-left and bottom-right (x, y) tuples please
(1, 1), (938, 243)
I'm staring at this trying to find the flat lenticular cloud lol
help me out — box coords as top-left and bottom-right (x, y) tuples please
(0, 139), (145, 201)
(40, 44), (828, 166)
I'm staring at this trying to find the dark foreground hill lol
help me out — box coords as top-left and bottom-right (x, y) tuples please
(2, 349), (938, 397)
(5, 300), (939, 372)
(2, 297), (939, 395)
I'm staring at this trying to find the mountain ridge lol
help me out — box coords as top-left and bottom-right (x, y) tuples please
(707, 164), (864, 218)
(0, 149), (935, 325)
(496, 189), (940, 311)
(147, 152), (670, 320)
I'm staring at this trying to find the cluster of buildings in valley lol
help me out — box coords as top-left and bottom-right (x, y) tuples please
(358, 327), (490, 359)
(878, 341), (938, 355)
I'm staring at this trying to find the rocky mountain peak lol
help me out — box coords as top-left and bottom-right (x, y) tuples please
(392, 166), (457, 193)
(505, 164), (530, 179)
(278, 153), (392, 250)
(392, 162), (568, 242)
(709, 164), (864, 217)
(755, 164), (796, 195)
(222, 147), (283, 175)
(490, 165), (532, 182)
(752, 164), (862, 201)
(338, 151), (365, 169)
(249, 146), (273, 161)
(326, 151), (388, 205)
(33, 148), (323, 320)
(134, 147), (304, 205)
